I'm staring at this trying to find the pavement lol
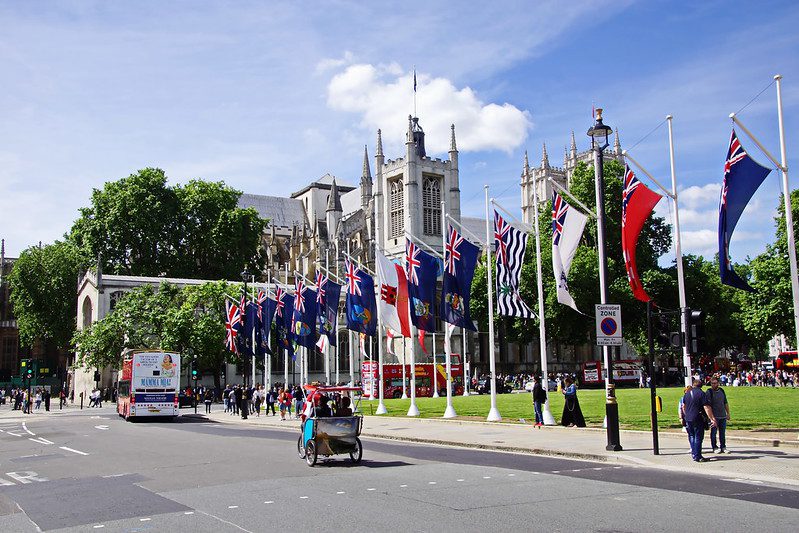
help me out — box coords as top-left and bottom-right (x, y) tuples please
(196, 404), (799, 487)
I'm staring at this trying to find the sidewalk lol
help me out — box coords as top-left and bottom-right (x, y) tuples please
(199, 408), (799, 487)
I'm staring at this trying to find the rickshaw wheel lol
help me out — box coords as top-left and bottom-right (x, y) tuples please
(297, 435), (306, 459)
(305, 441), (318, 466)
(349, 437), (362, 463)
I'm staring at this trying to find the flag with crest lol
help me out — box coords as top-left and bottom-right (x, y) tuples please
(552, 192), (587, 311)
(718, 130), (771, 291)
(224, 300), (241, 354)
(292, 279), (317, 350)
(440, 225), (479, 330)
(494, 210), (534, 318)
(376, 250), (411, 337)
(406, 238), (438, 331)
(274, 283), (295, 360)
(344, 259), (377, 336)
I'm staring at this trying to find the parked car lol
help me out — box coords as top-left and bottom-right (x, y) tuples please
(476, 379), (512, 395)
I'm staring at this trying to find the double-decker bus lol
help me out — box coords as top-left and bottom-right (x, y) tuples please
(581, 360), (643, 387)
(362, 354), (464, 398)
(775, 351), (799, 370)
(117, 349), (181, 421)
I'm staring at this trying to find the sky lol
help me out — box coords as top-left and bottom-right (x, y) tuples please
(1, 0), (798, 265)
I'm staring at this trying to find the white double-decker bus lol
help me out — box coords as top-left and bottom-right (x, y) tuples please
(117, 349), (181, 421)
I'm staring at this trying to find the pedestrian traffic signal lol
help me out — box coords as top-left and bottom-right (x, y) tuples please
(653, 313), (672, 349)
(192, 369), (199, 381)
(25, 366), (33, 381)
(93, 370), (101, 382)
(685, 308), (706, 355)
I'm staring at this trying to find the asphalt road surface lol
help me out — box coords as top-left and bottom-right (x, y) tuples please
(0, 407), (797, 532)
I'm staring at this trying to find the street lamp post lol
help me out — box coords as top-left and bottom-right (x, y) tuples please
(587, 108), (622, 451)
(240, 268), (250, 420)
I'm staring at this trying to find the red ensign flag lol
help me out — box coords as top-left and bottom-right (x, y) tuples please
(621, 165), (662, 302)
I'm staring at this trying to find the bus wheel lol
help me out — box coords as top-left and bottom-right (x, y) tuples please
(297, 435), (306, 459)
(305, 441), (317, 467)
(349, 437), (362, 463)
(392, 390), (402, 399)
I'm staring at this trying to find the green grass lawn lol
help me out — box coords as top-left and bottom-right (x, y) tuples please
(358, 386), (799, 431)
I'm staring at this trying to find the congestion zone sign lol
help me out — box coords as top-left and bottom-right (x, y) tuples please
(595, 304), (622, 346)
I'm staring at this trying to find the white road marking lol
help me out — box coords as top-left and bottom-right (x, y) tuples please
(184, 511), (194, 515)
(300, 496), (309, 499)
(613, 466), (622, 469)
(140, 518), (151, 522)
(93, 525), (105, 529)
(482, 476), (491, 479)
(723, 478), (764, 484)
(400, 484), (407, 488)
(59, 446), (89, 456)
(571, 469), (582, 472)
(366, 488), (376, 491)
(228, 505), (238, 509)
(551, 471), (560, 474)
(508, 474), (515, 477)
(21, 423), (35, 436)
(593, 467), (603, 471)
(264, 501), (274, 504)
(102, 473), (131, 478)
(196, 510), (253, 533)
(94, 425), (109, 430)
(7, 431), (23, 437)
(29, 437), (53, 445)
(6, 471), (48, 483)
(456, 479), (464, 482)
(336, 492), (345, 495)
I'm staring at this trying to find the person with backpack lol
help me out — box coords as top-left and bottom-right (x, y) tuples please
(265, 387), (277, 416)
(681, 378), (717, 462)
(706, 377), (731, 453)
(531, 375), (547, 427)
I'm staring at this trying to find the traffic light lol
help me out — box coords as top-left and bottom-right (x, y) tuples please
(93, 370), (101, 383)
(685, 308), (706, 355)
(653, 313), (672, 350)
(25, 365), (34, 382)
(191, 360), (199, 381)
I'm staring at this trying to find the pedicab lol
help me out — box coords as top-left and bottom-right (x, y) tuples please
(296, 385), (363, 467)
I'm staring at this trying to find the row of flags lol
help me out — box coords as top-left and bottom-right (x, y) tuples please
(223, 127), (774, 357)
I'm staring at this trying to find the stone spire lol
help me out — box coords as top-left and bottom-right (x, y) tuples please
(614, 129), (622, 157)
(326, 178), (342, 212)
(326, 179), (342, 241)
(570, 130), (577, 159)
(450, 124), (457, 152)
(523, 150), (530, 176)
(376, 128), (383, 157)
(361, 145), (372, 210)
(541, 142), (550, 169)
(563, 145), (569, 168)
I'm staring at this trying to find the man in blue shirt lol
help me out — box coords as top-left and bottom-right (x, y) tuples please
(681, 379), (717, 462)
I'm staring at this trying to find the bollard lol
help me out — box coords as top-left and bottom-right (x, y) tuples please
(80, 391), (84, 410)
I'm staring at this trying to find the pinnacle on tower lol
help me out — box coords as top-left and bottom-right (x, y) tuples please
(407, 115), (414, 143)
(362, 145), (372, 181)
(541, 142), (550, 169)
(523, 150), (530, 178)
(570, 131), (577, 158)
(563, 146), (569, 168)
(614, 129), (622, 156)
(450, 124), (457, 152)
(327, 179), (342, 212)
(376, 129), (383, 157)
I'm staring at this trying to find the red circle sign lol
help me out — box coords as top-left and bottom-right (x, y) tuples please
(600, 317), (617, 336)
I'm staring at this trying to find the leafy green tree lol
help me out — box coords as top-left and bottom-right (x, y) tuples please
(8, 240), (86, 349)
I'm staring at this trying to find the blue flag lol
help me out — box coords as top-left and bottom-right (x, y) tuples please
(440, 226), (479, 330)
(321, 280), (342, 346)
(406, 238), (438, 331)
(259, 293), (276, 356)
(719, 130), (771, 291)
(240, 301), (259, 357)
(274, 284), (295, 360)
(344, 259), (377, 336)
(292, 279), (318, 350)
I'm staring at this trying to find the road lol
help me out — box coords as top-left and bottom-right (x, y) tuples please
(0, 407), (797, 532)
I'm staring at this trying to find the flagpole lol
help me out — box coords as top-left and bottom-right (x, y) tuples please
(666, 116), (693, 386)
(446, 213), (486, 247)
(335, 242), (340, 385)
(401, 335), (408, 399)
(283, 265), (289, 389)
(546, 177), (597, 218)
(442, 200), (457, 418)
(250, 280), (256, 388)
(775, 74), (799, 348)
(528, 157), (556, 425)
(462, 327), (469, 396)
(324, 250), (331, 385)
(375, 243), (388, 414)
(485, 185), (501, 422)
(347, 240), (355, 387)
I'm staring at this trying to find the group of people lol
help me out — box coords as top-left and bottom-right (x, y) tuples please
(2, 387), (52, 412)
(718, 369), (797, 387)
(528, 375), (586, 428)
(679, 377), (731, 462)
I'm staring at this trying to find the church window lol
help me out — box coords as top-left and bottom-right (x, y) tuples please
(389, 179), (404, 239)
(423, 176), (442, 236)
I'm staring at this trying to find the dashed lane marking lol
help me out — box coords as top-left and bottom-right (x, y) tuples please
(456, 479), (464, 482)
(6, 431), (23, 437)
(428, 481), (437, 485)
(59, 446), (89, 456)
(366, 488), (376, 491)
(482, 476), (491, 479)
(265, 501), (274, 504)
(28, 437), (53, 445)
(300, 496), (309, 499)
(184, 512), (194, 515)
(228, 505), (238, 509)
(336, 492), (345, 494)
(140, 518), (151, 522)
(94, 425), (109, 430)
(399, 484), (407, 488)
(92, 525), (105, 529)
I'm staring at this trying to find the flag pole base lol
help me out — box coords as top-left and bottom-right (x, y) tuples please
(603, 415), (607, 429)
(443, 405), (457, 418)
(433, 391), (440, 398)
(375, 401), (387, 415)
(407, 403), (420, 417)
(486, 407), (502, 422)
(543, 400), (556, 426)
(401, 392), (408, 399)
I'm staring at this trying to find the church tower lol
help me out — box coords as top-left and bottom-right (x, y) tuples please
(375, 115), (461, 260)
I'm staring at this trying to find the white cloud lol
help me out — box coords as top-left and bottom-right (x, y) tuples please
(315, 51), (354, 74)
(326, 64), (531, 154)
(680, 183), (720, 210)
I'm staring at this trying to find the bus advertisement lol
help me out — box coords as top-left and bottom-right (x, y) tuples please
(581, 360), (642, 387)
(362, 355), (464, 398)
(117, 350), (181, 420)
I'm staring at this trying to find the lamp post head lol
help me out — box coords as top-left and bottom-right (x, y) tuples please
(587, 108), (613, 149)
(240, 269), (250, 282)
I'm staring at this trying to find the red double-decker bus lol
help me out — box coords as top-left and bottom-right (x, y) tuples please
(362, 355), (464, 398)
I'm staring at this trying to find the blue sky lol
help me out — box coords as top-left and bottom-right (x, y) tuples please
(1, 0), (797, 264)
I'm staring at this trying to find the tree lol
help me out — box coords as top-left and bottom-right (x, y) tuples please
(69, 169), (267, 279)
(8, 240), (86, 350)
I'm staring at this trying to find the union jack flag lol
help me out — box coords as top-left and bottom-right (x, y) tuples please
(294, 279), (306, 313)
(444, 226), (463, 275)
(622, 164), (640, 228)
(256, 289), (266, 322)
(225, 300), (241, 354)
(721, 131), (747, 208)
(406, 240), (422, 285)
(345, 259), (362, 296)
(315, 271), (327, 303)
(275, 285), (285, 317)
(493, 212), (511, 265)
(551, 192), (569, 246)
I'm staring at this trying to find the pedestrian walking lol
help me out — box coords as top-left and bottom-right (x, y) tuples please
(681, 378), (717, 462)
(34, 389), (42, 410)
(531, 376), (547, 427)
(240, 386), (249, 419)
(265, 387), (276, 416)
(43, 389), (51, 411)
(706, 377), (731, 454)
(223, 385), (231, 413)
(560, 377), (585, 427)
(204, 389), (213, 413)
(230, 387), (239, 415)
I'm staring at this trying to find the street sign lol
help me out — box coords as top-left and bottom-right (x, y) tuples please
(596, 304), (622, 346)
